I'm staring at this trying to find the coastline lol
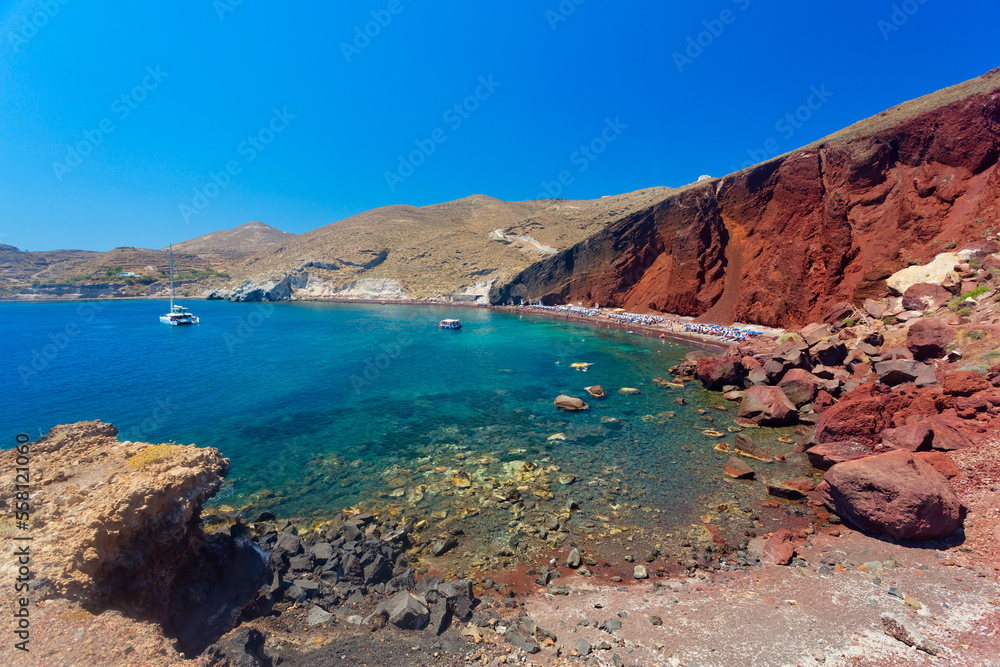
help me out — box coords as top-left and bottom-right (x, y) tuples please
(1, 294), (764, 351)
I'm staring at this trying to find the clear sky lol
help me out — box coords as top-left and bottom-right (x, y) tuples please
(0, 0), (997, 251)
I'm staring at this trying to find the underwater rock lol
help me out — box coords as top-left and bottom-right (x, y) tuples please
(554, 395), (589, 411)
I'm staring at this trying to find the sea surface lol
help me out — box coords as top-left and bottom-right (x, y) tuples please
(0, 300), (807, 550)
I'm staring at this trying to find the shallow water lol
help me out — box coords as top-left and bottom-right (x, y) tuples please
(1, 300), (810, 552)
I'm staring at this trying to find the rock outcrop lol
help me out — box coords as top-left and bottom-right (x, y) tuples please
(493, 68), (1000, 327)
(0, 422), (270, 656)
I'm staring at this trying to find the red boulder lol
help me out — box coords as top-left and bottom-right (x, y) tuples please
(942, 371), (991, 397)
(806, 441), (872, 469)
(880, 422), (933, 452)
(778, 369), (820, 407)
(760, 529), (796, 566)
(818, 450), (964, 540)
(695, 356), (746, 391)
(905, 319), (955, 360)
(737, 385), (798, 426)
(813, 382), (912, 447)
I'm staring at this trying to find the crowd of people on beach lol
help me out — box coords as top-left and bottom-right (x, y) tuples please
(681, 322), (759, 342)
(520, 304), (759, 342)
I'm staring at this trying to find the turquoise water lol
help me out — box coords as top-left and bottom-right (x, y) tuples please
(1, 300), (805, 548)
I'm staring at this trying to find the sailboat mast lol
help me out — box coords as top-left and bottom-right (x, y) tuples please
(169, 243), (175, 309)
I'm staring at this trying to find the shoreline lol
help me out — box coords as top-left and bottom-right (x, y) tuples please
(1, 294), (764, 351)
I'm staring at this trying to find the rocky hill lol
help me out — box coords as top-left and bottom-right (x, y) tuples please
(170, 221), (297, 263)
(210, 189), (674, 301)
(494, 68), (1000, 327)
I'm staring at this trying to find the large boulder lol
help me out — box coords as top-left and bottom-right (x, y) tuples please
(813, 382), (912, 447)
(695, 356), (746, 391)
(886, 251), (967, 295)
(924, 413), (974, 451)
(737, 386), (798, 426)
(799, 323), (832, 347)
(364, 591), (430, 630)
(778, 369), (820, 407)
(906, 319), (954, 360)
(812, 342), (848, 367)
(806, 441), (872, 469)
(818, 450), (964, 540)
(880, 422), (933, 452)
(874, 359), (928, 386)
(942, 371), (991, 397)
(902, 283), (951, 311)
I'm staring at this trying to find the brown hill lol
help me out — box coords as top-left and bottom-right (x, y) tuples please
(225, 190), (674, 298)
(171, 221), (296, 264)
(494, 67), (1000, 326)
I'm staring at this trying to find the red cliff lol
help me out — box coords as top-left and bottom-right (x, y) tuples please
(494, 68), (1000, 327)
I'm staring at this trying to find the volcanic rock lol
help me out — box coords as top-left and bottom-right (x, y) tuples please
(695, 355), (746, 391)
(733, 433), (773, 462)
(924, 413), (973, 451)
(760, 529), (796, 566)
(554, 395), (589, 411)
(814, 382), (911, 446)
(914, 451), (959, 479)
(875, 359), (927, 386)
(723, 457), (755, 479)
(818, 450), (964, 540)
(778, 369), (821, 407)
(864, 299), (887, 319)
(902, 283), (952, 311)
(806, 441), (872, 470)
(799, 322), (832, 347)
(880, 422), (933, 452)
(364, 591), (430, 630)
(942, 370), (991, 397)
(812, 342), (848, 367)
(737, 385), (798, 426)
(906, 319), (955, 360)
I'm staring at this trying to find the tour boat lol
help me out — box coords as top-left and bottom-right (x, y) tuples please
(439, 319), (462, 330)
(159, 244), (200, 326)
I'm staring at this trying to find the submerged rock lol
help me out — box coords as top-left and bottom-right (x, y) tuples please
(554, 395), (589, 411)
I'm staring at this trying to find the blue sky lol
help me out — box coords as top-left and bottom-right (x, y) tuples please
(0, 0), (997, 251)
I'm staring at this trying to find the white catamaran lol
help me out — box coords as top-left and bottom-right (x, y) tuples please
(159, 244), (200, 326)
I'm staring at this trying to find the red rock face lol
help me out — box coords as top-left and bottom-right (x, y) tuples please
(737, 385), (798, 426)
(818, 450), (965, 540)
(495, 70), (1000, 326)
(942, 371), (992, 397)
(813, 382), (914, 446)
(906, 319), (955, 360)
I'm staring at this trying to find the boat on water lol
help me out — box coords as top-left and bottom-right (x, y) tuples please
(439, 319), (462, 330)
(159, 244), (199, 326)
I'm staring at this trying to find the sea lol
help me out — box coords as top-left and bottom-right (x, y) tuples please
(0, 300), (808, 553)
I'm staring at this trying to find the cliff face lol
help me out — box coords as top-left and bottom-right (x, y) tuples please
(494, 70), (1000, 327)
(0, 422), (270, 656)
